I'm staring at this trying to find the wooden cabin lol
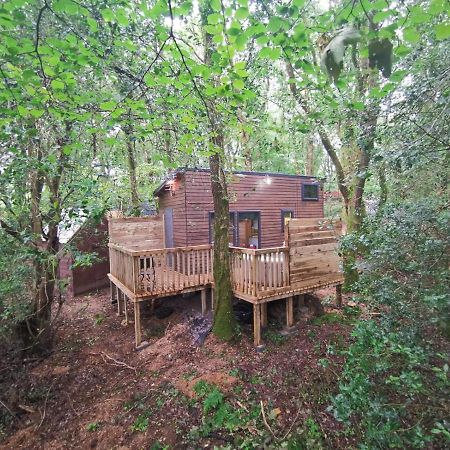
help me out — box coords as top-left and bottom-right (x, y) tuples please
(108, 169), (344, 350)
(59, 218), (110, 296)
(154, 168), (324, 249)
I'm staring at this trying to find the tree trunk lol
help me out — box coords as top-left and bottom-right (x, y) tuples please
(164, 131), (172, 163)
(209, 147), (236, 340)
(18, 122), (72, 352)
(377, 162), (388, 216)
(305, 137), (315, 176)
(237, 109), (252, 170)
(201, 0), (236, 340)
(123, 124), (140, 216)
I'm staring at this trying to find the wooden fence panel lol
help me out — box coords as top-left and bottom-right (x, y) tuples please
(287, 218), (343, 287)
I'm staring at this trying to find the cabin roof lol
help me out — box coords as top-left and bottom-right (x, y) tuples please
(153, 167), (319, 197)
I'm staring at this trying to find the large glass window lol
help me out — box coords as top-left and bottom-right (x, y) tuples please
(237, 211), (260, 248)
(209, 211), (261, 248)
(302, 183), (319, 201)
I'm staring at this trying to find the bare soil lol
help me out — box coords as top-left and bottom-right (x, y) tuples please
(0, 288), (359, 449)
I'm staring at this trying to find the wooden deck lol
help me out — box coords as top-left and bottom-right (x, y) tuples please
(108, 217), (344, 348)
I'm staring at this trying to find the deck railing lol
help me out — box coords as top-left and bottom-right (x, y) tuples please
(109, 243), (290, 299)
(229, 247), (289, 298)
(109, 243), (213, 296)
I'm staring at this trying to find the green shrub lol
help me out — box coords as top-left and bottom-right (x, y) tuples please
(0, 237), (33, 343)
(331, 200), (450, 448)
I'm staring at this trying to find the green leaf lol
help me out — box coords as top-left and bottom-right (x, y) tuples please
(403, 27), (420, 43)
(235, 69), (248, 77)
(233, 79), (244, 90)
(208, 13), (221, 25)
(87, 17), (98, 32)
(292, 0), (305, 7)
(210, 0), (221, 12)
(435, 23), (450, 40)
(51, 79), (65, 90)
(178, 1), (193, 15)
(235, 33), (248, 49)
(409, 6), (430, 25)
(116, 10), (129, 26)
(62, 145), (72, 156)
(53, 0), (78, 15)
(258, 47), (281, 60)
(204, 24), (221, 35)
(373, 9), (394, 24)
(228, 22), (241, 36)
(428, 0), (446, 15)
(267, 16), (284, 33)
(100, 101), (116, 111)
(235, 7), (248, 20)
(395, 44), (411, 57)
(234, 61), (246, 70)
(30, 109), (45, 118)
(100, 8), (114, 22)
(256, 35), (269, 45)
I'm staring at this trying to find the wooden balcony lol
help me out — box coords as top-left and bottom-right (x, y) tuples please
(108, 243), (214, 300)
(107, 217), (344, 348)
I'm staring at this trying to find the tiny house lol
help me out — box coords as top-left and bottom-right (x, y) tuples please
(108, 168), (343, 350)
(154, 168), (324, 249)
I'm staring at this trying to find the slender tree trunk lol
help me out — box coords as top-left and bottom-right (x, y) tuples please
(305, 137), (315, 176)
(164, 131), (172, 163)
(123, 124), (140, 216)
(237, 109), (252, 170)
(377, 162), (388, 216)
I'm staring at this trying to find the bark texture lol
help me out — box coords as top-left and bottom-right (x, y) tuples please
(123, 122), (140, 216)
(201, 0), (236, 340)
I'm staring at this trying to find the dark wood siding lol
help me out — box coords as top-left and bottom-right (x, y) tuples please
(58, 219), (110, 296)
(158, 174), (187, 247)
(181, 170), (324, 248)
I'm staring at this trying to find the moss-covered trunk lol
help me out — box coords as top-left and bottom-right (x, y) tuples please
(209, 144), (236, 340)
(200, 0), (236, 340)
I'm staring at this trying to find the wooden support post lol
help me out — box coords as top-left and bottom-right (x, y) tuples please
(336, 284), (342, 308)
(297, 294), (305, 307)
(110, 281), (116, 304)
(134, 301), (142, 348)
(286, 296), (294, 328)
(124, 295), (129, 324)
(261, 302), (268, 328)
(150, 299), (155, 315)
(211, 288), (215, 311)
(201, 288), (207, 316)
(253, 303), (262, 347)
(117, 288), (124, 316)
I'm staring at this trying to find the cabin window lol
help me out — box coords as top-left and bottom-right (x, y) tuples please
(209, 212), (236, 245)
(281, 209), (294, 232)
(302, 183), (319, 201)
(237, 211), (260, 248)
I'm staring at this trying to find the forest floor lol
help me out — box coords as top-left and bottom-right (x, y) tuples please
(0, 288), (363, 449)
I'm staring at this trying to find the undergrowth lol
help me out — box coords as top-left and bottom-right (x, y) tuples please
(332, 200), (450, 448)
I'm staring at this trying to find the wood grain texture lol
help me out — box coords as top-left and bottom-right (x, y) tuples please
(157, 169), (324, 248)
(108, 216), (164, 249)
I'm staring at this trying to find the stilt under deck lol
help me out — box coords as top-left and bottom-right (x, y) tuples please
(108, 218), (344, 349)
